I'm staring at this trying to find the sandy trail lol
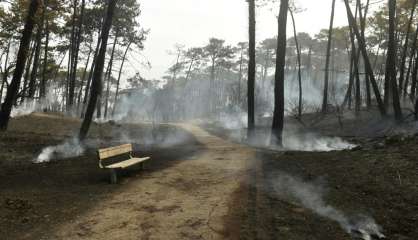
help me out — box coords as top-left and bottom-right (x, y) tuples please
(49, 124), (255, 240)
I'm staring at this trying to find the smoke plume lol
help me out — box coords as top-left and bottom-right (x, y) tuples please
(34, 138), (85, 163)
(270, 173), (385, 239)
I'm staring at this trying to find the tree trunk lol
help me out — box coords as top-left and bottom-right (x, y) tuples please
(113, 41), (132, 116)
(76, 42), (93, 111)
(399, 0), (417, 95)
(28, 10), (45, 99)
(404, 22), (418, 99)
(104, 33), (118, 118)
(185, 58), (194, 82)
(289, 7), (302, 119)
(238, 47), (244, 105)
(343, 49), (355, 109)
(343, 0), (387, 117)
(40, 17), (49, 99)
(0, 41), (11, 104)
(353, 14), (361, 116)
(271, 0), (289, 146)
(21, 41), (36, 104)
(0, 0), (40, 130)
(79, 0), (117, 140)
(357, 0), (371, 109)
(247, 0), (256, 138)
(322, 0), (336, 113)
(97, 63), (111, 119)
(70, 0), (85, 108)
(81, 24), (103, 117)
(411, 56), (418, 100)
(386, 0), (402, 121)
(68, 0), (79, 109)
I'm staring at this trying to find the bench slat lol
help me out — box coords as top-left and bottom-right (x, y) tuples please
(105, 157), (150, 169)
(98, 144), (133, 159)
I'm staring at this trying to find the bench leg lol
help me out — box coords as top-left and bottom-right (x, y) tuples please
(109, 169), (118, 184)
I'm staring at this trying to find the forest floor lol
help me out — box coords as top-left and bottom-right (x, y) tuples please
(0, 112), (417, 240)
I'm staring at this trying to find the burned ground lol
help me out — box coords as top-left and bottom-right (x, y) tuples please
(0, 113), (417, 239)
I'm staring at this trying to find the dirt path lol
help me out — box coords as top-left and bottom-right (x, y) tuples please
(46, 124), (255, 240)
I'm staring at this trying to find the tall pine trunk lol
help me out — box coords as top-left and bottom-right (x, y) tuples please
(81, 24), (103, 117)
(322, 0), (336, 113)
(40, 16), (49, 99)
(76, 42), (93, 111)
(405, 23), (418, 99)
(0, 0), (40, 130)
(247, 0), (256, 138)
(21, 41), (36, 103)
(79, 0), (117, 140)
(28, 10), (45, 99)
(70, 0), (85, 109)
(67, 0), (79, 108)
(399, 0), (417, 95)
(411, 56), (418, 101)
(104, 33), (118, 118)
(386, 0), (402, 121)
(289, 7), (302, 119)
(271, 0), (289, 146)
(113, 41), (132, 116)
(344, 0), (386, 117)
(0, 41), (11, 104)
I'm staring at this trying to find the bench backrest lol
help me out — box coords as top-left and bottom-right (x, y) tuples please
(98, 144), (133, 160)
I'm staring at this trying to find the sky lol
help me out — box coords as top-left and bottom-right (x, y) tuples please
(136, 0), (353, 80)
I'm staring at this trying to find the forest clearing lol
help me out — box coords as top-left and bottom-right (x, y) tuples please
(1, 0), (418, 239)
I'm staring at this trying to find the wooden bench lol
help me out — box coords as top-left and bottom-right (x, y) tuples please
(98, 144), (150, 184)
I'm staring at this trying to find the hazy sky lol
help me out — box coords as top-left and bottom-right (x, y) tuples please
(137, 0), (351, 79)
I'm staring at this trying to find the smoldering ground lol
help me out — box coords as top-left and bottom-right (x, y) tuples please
(262, 171), (385, 240)
(33, 121), (196, 164)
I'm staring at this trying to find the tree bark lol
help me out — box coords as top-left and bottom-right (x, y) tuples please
(76, 42), (93, 111)
(70, 0), (85, 108)
(28, 9), (45, 99)
(386, 0), (402, 121)
(343, 0), (387, 117)
(104, 33), (118, 118)
(411, 56), (418, 100)
(289, 7), (302, 119)
(21, 41), (36, 104)
(404, 20), (418, 99)
(40, 16), (49, 99)
(0, 41), (11, 104)
(321, 0), (336, 113)
(81, 23), (103, 117)
(399, 0), (417, 95)
(247, 0), (256, 138)
(0, 0), (40, 130)
(358, 0), (371, 108)
(79, 0), (117, 140)
(271, 0), (289, 146)
(68, 0), (79, 108)
(112, 41), (131, 116)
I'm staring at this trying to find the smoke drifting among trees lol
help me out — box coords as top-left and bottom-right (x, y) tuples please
(1, 0), (418, 141)
(1, 1), (418, 239)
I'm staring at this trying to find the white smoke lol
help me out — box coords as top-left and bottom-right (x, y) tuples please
(271, 173), (385, 239)
(11, 84), (60, 118)
(33, 138), (85, 163)
(112, 124), (193, 148)
(282, 132), (356, 151)
(11, 99), (38, 118)
(211, 114), (356, 151)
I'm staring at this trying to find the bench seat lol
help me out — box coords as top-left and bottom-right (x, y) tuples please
(98, 144), (150, 183)
(105, 157), (151, 169)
